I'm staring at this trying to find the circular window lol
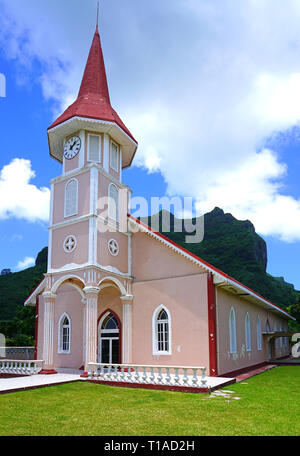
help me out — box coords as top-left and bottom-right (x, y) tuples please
(63, 235), (77, 253)
(108, 238), (119, 256)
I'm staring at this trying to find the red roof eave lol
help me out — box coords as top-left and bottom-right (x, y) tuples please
(24, 278), (45, 306)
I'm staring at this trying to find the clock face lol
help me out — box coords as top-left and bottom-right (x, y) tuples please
(64, 136), (81, 160)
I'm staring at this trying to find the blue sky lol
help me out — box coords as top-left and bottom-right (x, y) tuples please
(0, 0), (300, 290)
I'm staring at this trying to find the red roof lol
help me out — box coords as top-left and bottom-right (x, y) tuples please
(48, 27), (137, 144)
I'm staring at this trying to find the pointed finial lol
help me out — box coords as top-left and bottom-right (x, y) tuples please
(96, 1), (100, 31)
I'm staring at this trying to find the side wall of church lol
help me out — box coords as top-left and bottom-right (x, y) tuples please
(216, 287), (290, 375)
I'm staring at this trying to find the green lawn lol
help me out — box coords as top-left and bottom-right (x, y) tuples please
(0, 366), (299, 436)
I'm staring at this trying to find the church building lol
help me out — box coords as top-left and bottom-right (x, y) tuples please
(25, 23), (294, 379)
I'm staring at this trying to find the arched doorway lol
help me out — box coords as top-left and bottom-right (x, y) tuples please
(98, 311), (121, 364)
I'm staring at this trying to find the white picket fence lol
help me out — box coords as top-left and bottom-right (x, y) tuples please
(0, 360), (44, 376)
(88, 363), (207, 388)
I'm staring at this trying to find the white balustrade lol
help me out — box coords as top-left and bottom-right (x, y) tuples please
(0, 360), (44, 376)
(87, 363), (207, 388)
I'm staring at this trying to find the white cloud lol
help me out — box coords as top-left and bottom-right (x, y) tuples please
(16, 256), (35, 270)
(0, 159), (50, 223)
(2, 1), (300, 241)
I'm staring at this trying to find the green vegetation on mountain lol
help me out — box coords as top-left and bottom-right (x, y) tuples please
(141, 207), (300, 327)
(0, 249), (47, 345)
(0, 207), (299, 345)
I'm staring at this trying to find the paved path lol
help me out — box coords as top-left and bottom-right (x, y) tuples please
(0, 372), (234, 394)
(0, 373), (82, 394)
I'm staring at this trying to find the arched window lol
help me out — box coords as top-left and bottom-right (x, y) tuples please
(58, 313), (71, 353)
(257, 315), (262, 351)
(108, 183), (119, 222)
(229, 307), (237, 354)
(152, 306), (171, 355)
(102, 314), (119, 331)
(98, 312), (120, 364)
(245, 313), (251, 351)
(65, 179), (78, 218)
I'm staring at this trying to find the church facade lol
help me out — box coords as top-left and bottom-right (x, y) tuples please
(25, 25), (294, 378)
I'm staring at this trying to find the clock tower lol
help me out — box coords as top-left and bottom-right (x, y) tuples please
(42, 23), (138, 375)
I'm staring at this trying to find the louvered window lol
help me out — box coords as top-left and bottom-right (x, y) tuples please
(110, 141), (119, 171)
(65, 179), (78, 217)
(88, 134), (101, 162)
(108, 184), (119, 221)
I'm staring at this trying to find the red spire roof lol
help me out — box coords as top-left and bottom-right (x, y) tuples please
(78, 27), (110, 102)
(48, 27), (137, 144)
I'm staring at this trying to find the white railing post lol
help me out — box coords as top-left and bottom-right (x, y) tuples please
(201, 367), (207, 387)
(84, 363), (208, 390)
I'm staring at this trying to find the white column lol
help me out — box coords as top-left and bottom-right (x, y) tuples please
(103, 134), (110, 173)
(121, 295), (133, 364)
(41, 292), (57, 373)
(82, 287), (100, 376)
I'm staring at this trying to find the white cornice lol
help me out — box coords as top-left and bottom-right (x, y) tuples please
(47, 262), (132, 278)
(50, 162), (131, 192)
(48, 116), (138, 147)
(49, 213), (130, 237)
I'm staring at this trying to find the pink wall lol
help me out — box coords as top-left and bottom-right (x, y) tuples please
(64, 153), (79, 173)
(51, 220), (89, 270)
(52, 284), (84, 368)
(52, 171), (90, 225)
(216, 287), (290, 375)
(132, 231), (205, 281)
(132, 274), (209, 367)
(37, 284), (84, 369)
(97, 222), (129, 273)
